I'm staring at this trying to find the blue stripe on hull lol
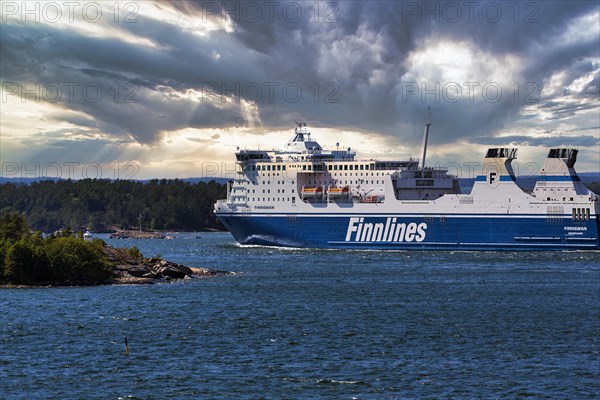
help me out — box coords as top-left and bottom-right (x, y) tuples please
(216, 214), (600, 251)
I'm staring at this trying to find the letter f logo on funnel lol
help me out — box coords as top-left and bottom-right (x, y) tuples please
(489, 172), (497, 184)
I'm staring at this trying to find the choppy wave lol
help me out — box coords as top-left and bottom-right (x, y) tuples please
(2, 233), (598, 399)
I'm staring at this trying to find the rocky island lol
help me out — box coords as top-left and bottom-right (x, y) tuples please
(104, 245), (233, 285)
(0, 213), (233, 287)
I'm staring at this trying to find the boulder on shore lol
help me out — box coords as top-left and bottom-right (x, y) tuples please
(103, 246), (233, 284)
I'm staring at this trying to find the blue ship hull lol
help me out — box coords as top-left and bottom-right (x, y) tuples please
(215, 130), (599, 251)
(217, 213), (600, 251)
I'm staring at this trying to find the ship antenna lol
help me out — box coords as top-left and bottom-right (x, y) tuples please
(419, 106), (432, 169)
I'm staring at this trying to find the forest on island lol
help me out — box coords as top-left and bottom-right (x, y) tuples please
(0, 179), (227, 232)
(0, 213), (113, 285)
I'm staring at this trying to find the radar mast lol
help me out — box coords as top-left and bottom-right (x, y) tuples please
(419, 107), (432, 169)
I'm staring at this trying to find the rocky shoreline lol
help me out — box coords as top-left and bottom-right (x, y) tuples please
(0, 214), (232, 288)
(109, 230), (174, 239)
(104, 246), (234, 284)
(0, 245), (234, 288)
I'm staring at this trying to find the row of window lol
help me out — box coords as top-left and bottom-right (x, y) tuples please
(250, 179), (386, 187)
(250, 172), (387, 181)
(244, 165), (287, 172)
(261, 180), (295, 185)
(242, 179), (389, 188)
(251, 197), (295, 203)
(329, 172), (384, 177)
(244, 163), (377, 172)
(257, 189), (294, 194)
(305, 180), (384, 185)
(301, 164), (373, 171)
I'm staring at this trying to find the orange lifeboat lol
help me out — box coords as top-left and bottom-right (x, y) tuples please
(327, 185), (350, 198)
(301, 185), (323, 199)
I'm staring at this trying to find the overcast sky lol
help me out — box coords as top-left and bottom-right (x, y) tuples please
(1, 0), (598, 179)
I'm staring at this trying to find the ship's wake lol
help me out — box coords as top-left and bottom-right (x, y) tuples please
(241, 234), (304, 248)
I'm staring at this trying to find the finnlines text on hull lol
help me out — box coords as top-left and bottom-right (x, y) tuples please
(345, 218), (427, 243)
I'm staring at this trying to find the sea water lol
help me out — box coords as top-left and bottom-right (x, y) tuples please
(1, 232), (599, 399)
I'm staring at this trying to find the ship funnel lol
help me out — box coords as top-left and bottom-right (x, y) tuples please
(532, 148), (589, 196)
(469, 147), (521, 196)
(419, 107), (432, 169)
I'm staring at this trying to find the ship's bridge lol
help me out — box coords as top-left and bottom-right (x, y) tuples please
(279, 123), (356, 161)
(236, 123), (357, 164)
(285, 125), (322, 152)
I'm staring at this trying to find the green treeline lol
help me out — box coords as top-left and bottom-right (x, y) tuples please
(0, 214), (112, 285)
(0, 179), (226, 232)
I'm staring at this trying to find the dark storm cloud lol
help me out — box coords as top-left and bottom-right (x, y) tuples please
(429, 1), (596, 54)
(175, 0), (598, 145)
(314, 0), (600, 143)
(1, 0), (598, 147)
(0, 17), (263, 143)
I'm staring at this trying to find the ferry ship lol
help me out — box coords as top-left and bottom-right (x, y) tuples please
(214, 121), (599, 250)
